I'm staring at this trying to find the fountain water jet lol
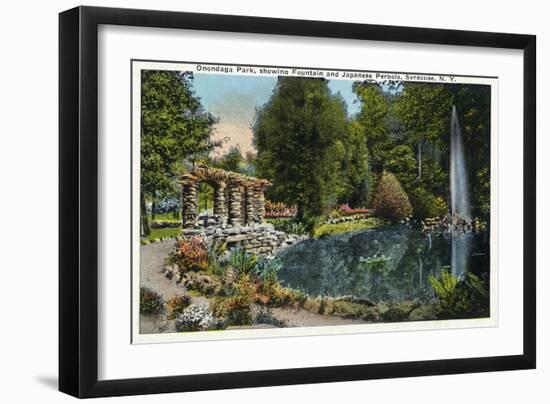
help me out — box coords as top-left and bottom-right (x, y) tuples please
(450, 105), (471, 220)
(422, 106), (481, 233)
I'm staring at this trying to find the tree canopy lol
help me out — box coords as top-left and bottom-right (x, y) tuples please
(140, 70), (219, 234)
(253, 77), (355, 220)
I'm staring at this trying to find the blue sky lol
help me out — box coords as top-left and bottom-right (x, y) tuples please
(192, 73), (360, 156)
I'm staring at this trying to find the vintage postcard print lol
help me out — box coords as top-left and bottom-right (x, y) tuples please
(131, 60), (497, 343)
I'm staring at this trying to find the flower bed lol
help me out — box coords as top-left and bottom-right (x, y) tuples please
(265, 200), (296, 218)
(337, 203), (372, 217)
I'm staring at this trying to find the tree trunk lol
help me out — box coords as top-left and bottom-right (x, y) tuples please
(140, 192), (150, 237)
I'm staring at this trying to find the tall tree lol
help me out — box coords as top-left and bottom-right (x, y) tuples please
(140, 70), (218, 235)
(352, 81), (392, 174)
(212, 145), (244, 173)
(339, 120), (371, 207)
(393, 82), (452, 178)
(253, 77), (349, 221)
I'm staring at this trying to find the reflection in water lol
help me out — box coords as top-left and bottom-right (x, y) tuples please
(451, 232), (473, 277)
(276, 224), (489, 303)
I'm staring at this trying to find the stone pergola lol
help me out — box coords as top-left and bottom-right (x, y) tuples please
(179, 164), (271, 228)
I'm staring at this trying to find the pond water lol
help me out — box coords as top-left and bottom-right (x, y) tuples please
(276, 224), (489, 303)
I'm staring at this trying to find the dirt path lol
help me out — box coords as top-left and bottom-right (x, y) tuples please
(140, 241), (185, 299)
(270, 307), (367, 327)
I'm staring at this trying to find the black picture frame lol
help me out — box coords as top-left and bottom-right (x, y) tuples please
(59, 5), (536, 398)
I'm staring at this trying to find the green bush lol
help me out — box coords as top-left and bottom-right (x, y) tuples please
(313, 218), (383, 237)
(268, 218), (307, 235)
(228, 247), (257, 277)
(139, 287), (164, 315)
(371, 171), (412, 222)
(429, 270), (489, 319)
(253, 257), (282, 283)
(409, 187), (448, 219)
(207, 238), (228, 277)
(210, 294), (253, 326)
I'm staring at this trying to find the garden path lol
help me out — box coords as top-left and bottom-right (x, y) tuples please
(140, 240), (185, 299)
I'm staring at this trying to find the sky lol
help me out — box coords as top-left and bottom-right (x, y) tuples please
(192, 73), (361, 156)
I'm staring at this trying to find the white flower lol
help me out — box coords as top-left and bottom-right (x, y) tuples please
(176, 304), (214, 332)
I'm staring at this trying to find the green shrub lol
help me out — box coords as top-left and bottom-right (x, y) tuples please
(371, 171), (412, 222)
(409, 187), (448, 218)
(253, 257), (282, 283)
(429, 270), (489, 319)
(210, 295), (253, 326)
(207, 238), (227, 277)
(139, 287), (164, 315)
(228, 247), (257, 277)
(313, 218), (383, 237)
(268, 218), (307, 235)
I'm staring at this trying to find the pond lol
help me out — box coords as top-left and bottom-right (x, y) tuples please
(276, 224), (490, 303)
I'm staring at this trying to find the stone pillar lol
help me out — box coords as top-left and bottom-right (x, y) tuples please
(181, 180), (198, 228)
(228, 182), (243, 226)
(255, 184), (266, 223)
(245, 185), (256, 225)
(213, 181), (227, 224)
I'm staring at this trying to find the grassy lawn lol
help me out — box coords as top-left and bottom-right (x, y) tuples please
(142, 226), (181, 243)
(313, 218), (384, 238)
(148, 212), (181, 222)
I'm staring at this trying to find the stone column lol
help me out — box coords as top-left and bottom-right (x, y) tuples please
(228, 181), (243, 227)
(245, 185), (256, 225)
(213, 181), (227, 224)
(181, 180), (198, 228)
(255, 184), (266, 223)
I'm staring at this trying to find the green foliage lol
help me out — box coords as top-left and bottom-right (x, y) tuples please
(210, 294), (253, 326)
(393, 82), (452, 149)
(382, 144), (448, 219)
(197, 182), (214, 212)
(429, 270), (489, 319)
(313, 218), (383, 238)
(409, 187), (448, 218)
(140, 70), (219, 234)
(476, 166), (491, 216)
(269, 219), (307, 235)
(212, 145), (244, 172)
(352, 82), (392, 173)
(429, 270), (459, 303)
(142, 227), (181, 242)
(207, 238), (228, 277)
(254, 77), (351, 220)
(253, 257), (283, 284)
(211, 273), (257, 325)
(338, 120), (372, 207)
(228, 247), (257, 277)
(383, 145), (417, 189)
(371, 172), (412, 222)
(139, 287), (164, 315)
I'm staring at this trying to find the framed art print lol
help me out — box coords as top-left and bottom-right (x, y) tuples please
(59, 6), (536, 398)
